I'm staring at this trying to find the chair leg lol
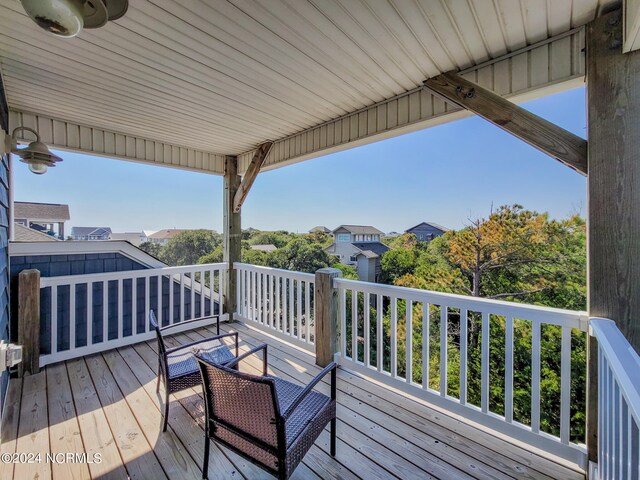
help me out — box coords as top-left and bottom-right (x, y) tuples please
(330, 418), (336, 457)
(162, 390), (170, 432)
(202, 432), (210, 479)
(156, 372), (161, 393)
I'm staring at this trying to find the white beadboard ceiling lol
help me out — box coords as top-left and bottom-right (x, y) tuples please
(0, 0), (616, 164)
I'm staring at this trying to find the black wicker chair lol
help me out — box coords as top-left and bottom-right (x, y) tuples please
(195, 344), (337, 480)
(150, 310), (238, 432)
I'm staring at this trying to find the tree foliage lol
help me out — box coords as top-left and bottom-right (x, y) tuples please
(160, 230), (221, 266)
(139, 241), (163, 258)
(375, 205), (587, 442)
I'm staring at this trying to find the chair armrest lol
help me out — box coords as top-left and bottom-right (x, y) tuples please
(226, 343), (269, 375)
(282, 362), (337, 419)
(159, 315), (220, 333)
(165, 331), (238, 355)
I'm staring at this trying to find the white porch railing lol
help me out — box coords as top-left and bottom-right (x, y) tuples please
(235, 263), (315, 352)
(333, 277), (589, 468)
(39, 263), (227, 366)
(590, 318), (640, 480)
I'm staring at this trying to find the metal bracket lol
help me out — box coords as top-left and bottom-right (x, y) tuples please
(0, 340), (23, 370)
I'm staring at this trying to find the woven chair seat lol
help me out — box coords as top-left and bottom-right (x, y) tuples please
(167, 342), (235, 380)
(271, 377), (332, 446)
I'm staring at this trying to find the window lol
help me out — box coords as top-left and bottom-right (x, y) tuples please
(335, 254), (342, 260)
(337, 234), (350, 242)
(349, 255), (358, 262)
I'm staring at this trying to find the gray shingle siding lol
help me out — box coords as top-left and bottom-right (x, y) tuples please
(0, 77), (10, 413)
(10, 253), (217, 356)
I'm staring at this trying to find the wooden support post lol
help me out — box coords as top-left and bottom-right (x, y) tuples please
(314, 268), (341, 367)
(223, 155), (241, 320)
(586, 9), (640, 466)
(18, 269), (40, 376)
(424, 72), (588, 174)
(233, 142), (273, 213)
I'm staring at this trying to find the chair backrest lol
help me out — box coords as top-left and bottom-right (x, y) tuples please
(149, 310), (166, 357)
(196, 353), (281, 450)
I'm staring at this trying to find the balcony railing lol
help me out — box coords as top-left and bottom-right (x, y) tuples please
(20, 261), (640, 475)
(590, 318), (640, 479)
(38, 262), (227, 365)
(333, 276), (589, 467)
(235, 262), (315, 351)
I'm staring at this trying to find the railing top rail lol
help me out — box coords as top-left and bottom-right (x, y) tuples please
(334, 277), (588, 330)
(590, 318), (640, 426)
(39, 262), (227, 287)
(234, 262), (314, 281)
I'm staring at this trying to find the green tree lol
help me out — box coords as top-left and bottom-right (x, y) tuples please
(268, 237), (337, 273)
(249, 230), (295, 248)
(139, 241), (163, 259)
(161, 230), (221, 266)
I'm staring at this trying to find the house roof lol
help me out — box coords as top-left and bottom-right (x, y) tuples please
(356, 250), (379, 259)
(352, 242), (390, 257)
(14, 202), (70, 222)
(406, 222), (450, 233)
(13, 223), (60, 242)
(148, 229), (186, 240)
(333, 225), (384, 235)
(250, 244), (278, 252)
(309, 226), (331, 234)
(71, 227), (112, 237)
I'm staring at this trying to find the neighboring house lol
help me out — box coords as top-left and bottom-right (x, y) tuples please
(250, 244), (278, 253)
(309, 226), (331, 234)
(13, 223), (60, 242)
(405, 222), (449, 242)
(147, 229), (186, 246)
(384, 231), (401, 238)
(71, 226), (112, 241)
(14, 201), (70, 239)
(325, 225), (389, 282)
(110, 231), (145, 246)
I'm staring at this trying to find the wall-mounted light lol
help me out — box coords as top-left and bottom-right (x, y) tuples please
(5, 126), (63, 175)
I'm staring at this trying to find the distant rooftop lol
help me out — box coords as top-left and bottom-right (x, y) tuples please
(13, 223), (59, 242)
(406, 222), (450, 233)
(309, 226), (331, 234)
(333, 225), (384, 235)
(14, 201), (70, 222)
(148, 229), (187, 240)
(250, 244), (278, 252)
(352, 242), (390, 257)
(71, 227), (112, 237)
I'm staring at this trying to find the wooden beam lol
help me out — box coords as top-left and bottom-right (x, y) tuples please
(424, 72), (588, 174)
(223, 155), (241, 318)
(315, 268), (341, 367)
(18, 269), (40, 376)
(233, 142), (273, 213)
(586, 8), (640, 463)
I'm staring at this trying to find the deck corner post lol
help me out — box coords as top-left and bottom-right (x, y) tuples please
(223, 155), (241, 321)
(586, 7), (640, 469)
(18, 269), (40, 376)
(314, 268), (341, 367)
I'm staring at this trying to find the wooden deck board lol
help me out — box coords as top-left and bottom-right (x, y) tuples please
(45, 363), (91, 480)
(1, 322), (586, 480)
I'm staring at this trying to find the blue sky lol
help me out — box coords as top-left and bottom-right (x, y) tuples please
(15, 87), (587, 234)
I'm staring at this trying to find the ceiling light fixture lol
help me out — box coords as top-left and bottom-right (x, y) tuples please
(20, 0), (129, 38)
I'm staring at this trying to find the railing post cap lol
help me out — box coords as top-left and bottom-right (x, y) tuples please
(315, 267), (342, 276)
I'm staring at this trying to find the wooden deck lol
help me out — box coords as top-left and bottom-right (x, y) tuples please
(0, 320), (585, 480)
